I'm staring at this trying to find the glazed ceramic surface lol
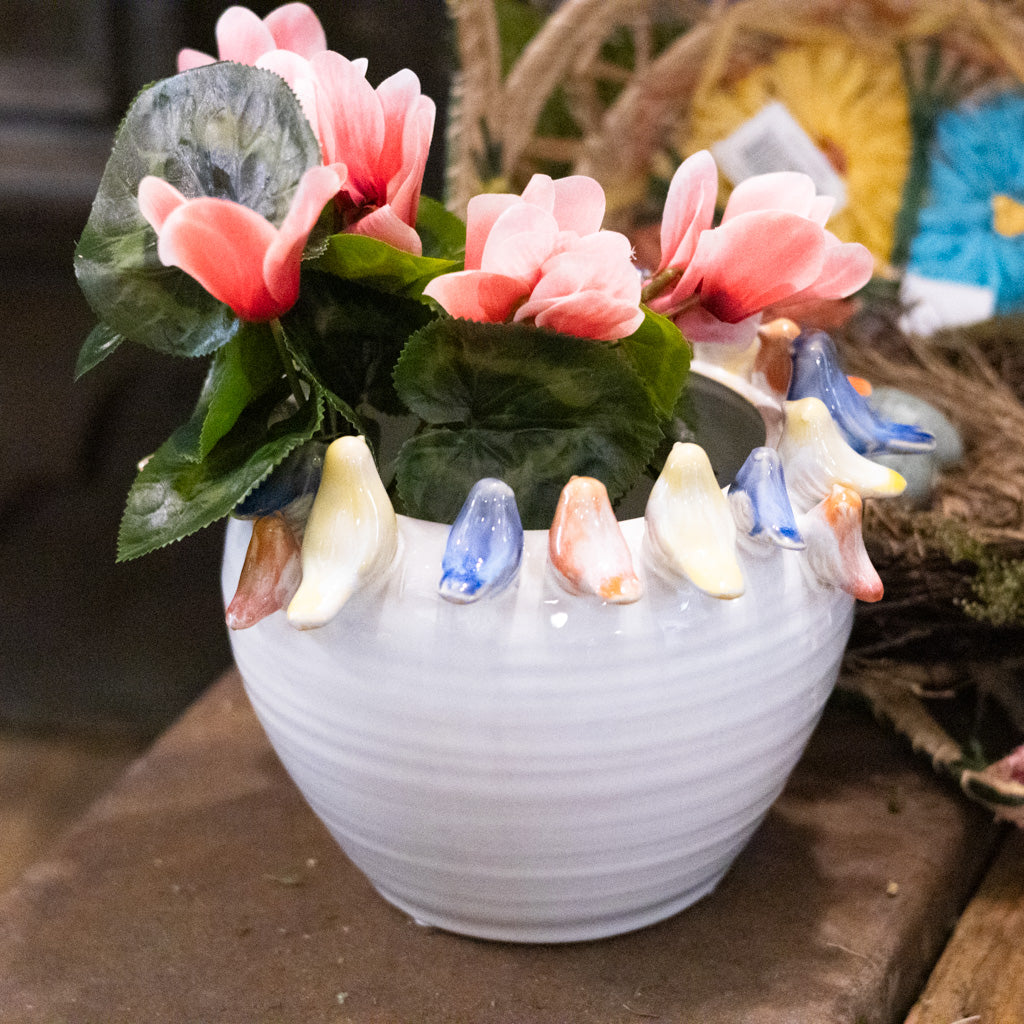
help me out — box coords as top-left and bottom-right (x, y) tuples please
(223, 504), (855, 942)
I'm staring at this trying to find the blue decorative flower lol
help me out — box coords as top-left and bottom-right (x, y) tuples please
(908, 92), (1024, 312)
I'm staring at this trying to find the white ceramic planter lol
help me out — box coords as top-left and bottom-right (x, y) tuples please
(223, 500), (855, 942)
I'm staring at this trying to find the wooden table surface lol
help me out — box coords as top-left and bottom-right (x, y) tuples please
(0, 667), (1017, 1024)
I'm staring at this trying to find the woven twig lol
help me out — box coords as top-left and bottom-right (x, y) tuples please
(581, 0), (1024, 225)
(445, 0), (504, 208)
(842, 322), (1024, 548)
(838, 313), (1024, 823)
(446, 0), (1024, 226)
(841, 655), (1024, 826)
(445, 0), (710, 213)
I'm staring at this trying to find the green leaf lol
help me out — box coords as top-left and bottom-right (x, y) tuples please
(181, 322), (284, 462)
(619, 306), (691, 420)
(314, 231), (459, 297)
(281, 270), (435, 415)
(117, 387), (322, 561)
(273, 315), (363, 435)
(393, 318), (663, 526)
(74, 322), (124, 379)
(415, 196), (467, 261)
(319, 384), (364, 436)
(75, 63), (321, 358)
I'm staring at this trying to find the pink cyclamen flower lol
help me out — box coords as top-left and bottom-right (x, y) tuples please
(177, 3), (327, 71)
(648, 150), (873, 346)
(176, 5), (433, 256)
(308, 53), (435, 255)
(246, 50), (435, 256)
(137, 166), (342, 322)
(423, 174), (644, 342)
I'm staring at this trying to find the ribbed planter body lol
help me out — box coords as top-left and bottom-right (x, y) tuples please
(223, 509), (854, 943)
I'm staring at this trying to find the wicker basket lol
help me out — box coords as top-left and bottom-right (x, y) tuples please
(446, 0), (1024, 223)
(445, 0), (1024, 822)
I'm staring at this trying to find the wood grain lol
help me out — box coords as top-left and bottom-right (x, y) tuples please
(906, 828), (1024, 1024)
(0, 730), (141, 892)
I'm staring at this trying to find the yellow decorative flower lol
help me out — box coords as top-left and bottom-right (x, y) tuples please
(992, 193), (1024, 238)
(683, 38), (911, 265)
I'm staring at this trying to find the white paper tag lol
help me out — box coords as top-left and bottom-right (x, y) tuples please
(711, 101), (848, 214)
(899, 271), (996, 335)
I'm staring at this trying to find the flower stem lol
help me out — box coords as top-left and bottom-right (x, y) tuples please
(641, 266), (682, 305)
(270, 317), (305, 407)
(647, 291), (701, 322)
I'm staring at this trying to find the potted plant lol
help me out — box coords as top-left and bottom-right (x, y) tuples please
(74, 3), (932, 942)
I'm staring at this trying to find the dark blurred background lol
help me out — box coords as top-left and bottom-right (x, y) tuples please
(0, 0), (451, 738)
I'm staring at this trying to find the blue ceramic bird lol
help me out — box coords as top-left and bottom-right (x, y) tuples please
(788, 331), (936, 456)
(235, 441), (326, 520)
(729, 447), (805, 550)
(439, 478), (524, 603)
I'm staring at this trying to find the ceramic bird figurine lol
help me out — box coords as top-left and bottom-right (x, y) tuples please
(751, 317), (800, 402)
(287, 435), (398, 629)
(777, 397), (907, 512)
(439, 478), (524, 603)
(233, 440), (326, 525)
(788, 330), (936, 455)
(798, 484), (884, 602)
(645, 442), (744, 598)
(728, 446), (805, 551)
(548, 476), (643, 603)
(225, 512), (303, 629)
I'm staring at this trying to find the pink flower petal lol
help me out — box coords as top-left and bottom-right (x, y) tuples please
(515, 244), (643, 340)
(723, 171), (818, 222)
(347, 202), (423, 256)
(311, 51), (386, 199)
(377, 71), (435, 227)
(520, 174), (556, 215)
(479, 203), (559, 281)
(570, 229), (636, 265)
(137, 176), (188, 233)
(394, 95), (434, 217)
(429, 174), (640, 339)
(673, 305), (762, 347)
(523, 291), (644, 341)
(550, 175), (606, 235)
(658, 149), (718, 272)
(463, 193), (520, 270)
(156, 198), (279, 321)
(786, 236), (873, 303)
(376, 69), (424, 185)
(264, 2), (327, 57)
(695, 211), (827, 322)
(531, 243), (639, 304)
(215, 6), (277, 64)
(423, 270), (527, 323)
(263, 165), (343, 305)
(648, 262), (703, 316)
(177, 47), (215, 72)
(810, 195), (835, 227)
